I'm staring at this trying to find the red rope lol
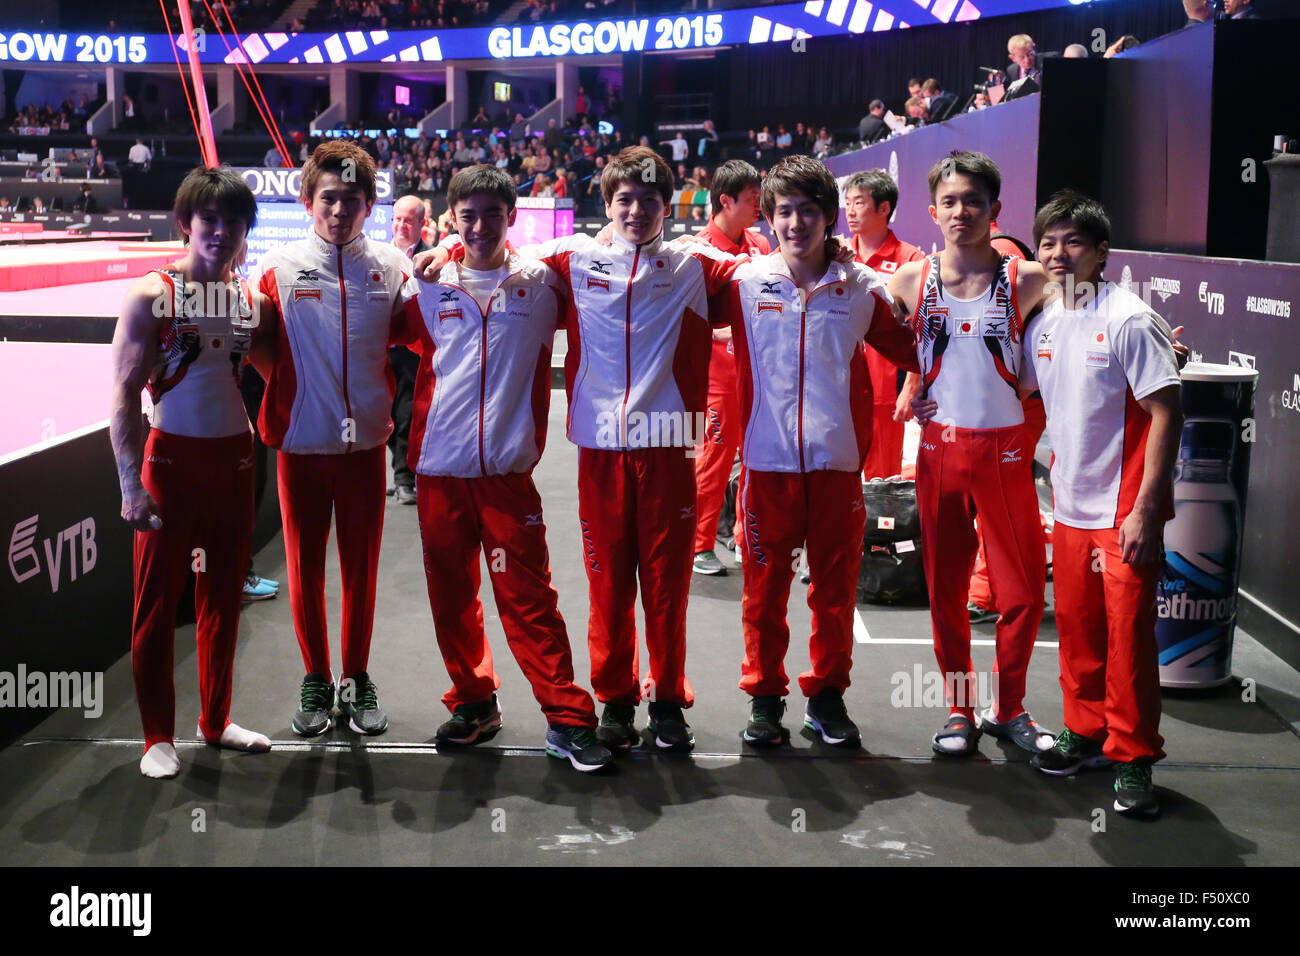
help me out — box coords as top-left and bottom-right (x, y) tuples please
(204, 0), (293, 166)
(158, 0), (211, 166)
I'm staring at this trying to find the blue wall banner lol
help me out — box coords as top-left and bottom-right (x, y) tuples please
(0, 2), (1103, 65)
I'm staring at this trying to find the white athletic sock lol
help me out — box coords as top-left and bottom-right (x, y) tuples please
(209, 723), (272, 752)
(140, 742), (181, 778)
(936, 712), (971, 753)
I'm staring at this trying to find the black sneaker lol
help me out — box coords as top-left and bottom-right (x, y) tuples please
(337, 671), (390, 736)
(545, 724), (614, 772)
(595, 702), (639, 750)
(1030, 727), (1110, 776)
(743, 695), (787, 746)
(804, 687), (861, 746)
(647, 701), (695, 751)
(435, 696), (503, 745)
(1113, 762), (1160, 819)
(292, 673), (335, 737)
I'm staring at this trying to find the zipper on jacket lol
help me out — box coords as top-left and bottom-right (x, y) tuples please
(337, 246), (353, 452)
(797, 298), (807, 473)
(622, 246), (641, 447)
(478, 314), (488, 476)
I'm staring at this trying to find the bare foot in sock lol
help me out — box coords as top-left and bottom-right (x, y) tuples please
(140, 742), (181, 778)
(200, 723), (271, 752)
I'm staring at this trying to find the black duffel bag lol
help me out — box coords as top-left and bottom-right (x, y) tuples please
(858, 478), (928, 605)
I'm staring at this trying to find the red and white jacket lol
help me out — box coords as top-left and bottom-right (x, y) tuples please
(254, 232), (410, 455)
(392, 253), (564, 477)
(448, 231), (734, 450)
(710, 252), (919, 473)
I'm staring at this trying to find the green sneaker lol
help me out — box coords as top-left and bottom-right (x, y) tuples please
(338, 671), (390, 736)
(1113, 762), (1159, 818)
(1031, 727), (1110, 776)
(596, 702), (639, 750)
(292, 673), (335, 737)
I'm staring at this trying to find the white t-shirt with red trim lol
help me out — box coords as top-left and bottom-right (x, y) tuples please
(1021, 282), (1180, 529)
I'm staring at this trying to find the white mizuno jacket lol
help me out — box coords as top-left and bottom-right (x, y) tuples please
(393, 253), (564, 477)
(255, 231), (410, 454)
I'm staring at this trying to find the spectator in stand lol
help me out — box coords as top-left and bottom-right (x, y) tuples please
(31, 197), (46, 213)
(695, 119), (718, 158)
(543, 117), (562, 151)
(453, 137), (474, 164)
(859, 99), (888, 144)
(665, 131), (690, 164)
(922, 79), (958, 123)
(129, 138), (152, 166)
(264, 143), (284, 167)
(756, 125), (773, 148)
(1221, 0), (1262, 19)
(470, 138), (487, 162)
(1104, 35), (1141, 57)
(575, 86), (588, 120)
(692, 166), (712, 191)
(553, 168), (568, 198)
(73, 184), (100, 213)
(907, 78), (923, 101)
(675, 163), (691, 188)
(813, 127), (834, 158)
(1183, 0), (1213, 26)
(533, 148), (553, 175)
(532, 174), (554, 198)
(775, 125), (793, 149)
(1005, 34), (1040, 85)
(0, 197), (11, 212)
(1064, 44), (1089, 57)
(905, 97), (931, 126)
(472, 105), (490, 124)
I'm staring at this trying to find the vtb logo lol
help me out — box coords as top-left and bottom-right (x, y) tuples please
(1198, 281), (1224, 315)
(8, 514), (98, 593)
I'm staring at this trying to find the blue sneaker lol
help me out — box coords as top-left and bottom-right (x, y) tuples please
(242, 573), (278, 602)
(545, 724), (613, 772)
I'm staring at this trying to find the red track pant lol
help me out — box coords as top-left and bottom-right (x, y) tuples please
(969, 396), (1048, 609)
(132, 429), (254, 749)
(577, 446), (696, 707)
(863, 405), (905, 481)
(1053, 523), (1165, 763)
(277, 445), (385, 680)
(693, 385), (742, 554)
(738, 469), (866, 698)
(415, 473), (596, 726)
(917, 422), (1045, 721)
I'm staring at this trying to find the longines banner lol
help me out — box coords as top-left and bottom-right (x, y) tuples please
(0, 426), (132, 746)
(0, 1), (1101, 65)
(1107, 250), (1300, 658)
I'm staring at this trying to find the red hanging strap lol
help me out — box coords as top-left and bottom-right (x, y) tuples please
(158, 0), (211, 166)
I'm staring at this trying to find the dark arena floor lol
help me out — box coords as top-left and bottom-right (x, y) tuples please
(3, 398), (1298, 871)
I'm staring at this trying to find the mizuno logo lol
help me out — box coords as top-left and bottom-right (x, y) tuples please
(296, 269), (320, 282)
(524, 513), (543, 527)
(760, 281), (781, 294)
(439, 290), (458, 302)
(589, 260), (612, 275)
(680, 505), (695, 520)
(1001, 449), (1022, 463)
